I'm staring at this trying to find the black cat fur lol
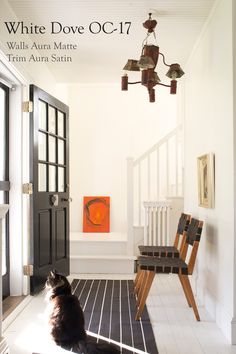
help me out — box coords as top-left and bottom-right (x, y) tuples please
(46, 270), (120, 354)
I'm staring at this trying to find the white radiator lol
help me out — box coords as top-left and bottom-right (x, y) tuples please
(143, 201), (171, 246)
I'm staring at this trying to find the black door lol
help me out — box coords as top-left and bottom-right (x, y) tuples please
(0, 83), (10, 299)
(29, 85), (70, 294)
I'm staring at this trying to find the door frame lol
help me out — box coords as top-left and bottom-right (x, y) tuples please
(0, 50), (30, 297)
(0, 82), (10, 298)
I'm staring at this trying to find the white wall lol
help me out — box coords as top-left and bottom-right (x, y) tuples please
(183, 0), (234, 341)
(68, 83), (177, 233)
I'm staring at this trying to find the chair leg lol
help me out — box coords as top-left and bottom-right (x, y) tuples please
(136, 270), (149, 315)
(178, 274), (192, 307)
(134, 269), (145, 296)
(134, 267), (142, 290)
(136, 270), (146, 305)
(181, 275), (200, 321)
(135, 271), (155, 321)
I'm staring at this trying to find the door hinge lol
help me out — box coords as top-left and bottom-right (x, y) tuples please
(23, 264), (34, 276)
(23, 101), (33, 113)
(23, 183), (33, 194)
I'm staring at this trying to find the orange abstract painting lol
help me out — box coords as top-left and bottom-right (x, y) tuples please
(83, 196), (110, 233)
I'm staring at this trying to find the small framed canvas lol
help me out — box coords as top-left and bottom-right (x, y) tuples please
(83, 196), (110, 232)
(197, 153), (215, 208)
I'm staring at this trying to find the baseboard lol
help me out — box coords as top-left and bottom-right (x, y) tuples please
(200, 288), (232, 342)
(215, 302), (232, 343)
(231, 317), (236, 344)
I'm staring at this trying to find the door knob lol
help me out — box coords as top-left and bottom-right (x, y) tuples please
(61, 197), (73, 202)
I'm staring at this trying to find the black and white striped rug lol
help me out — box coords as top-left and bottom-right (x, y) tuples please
(71, 279), (158, 354)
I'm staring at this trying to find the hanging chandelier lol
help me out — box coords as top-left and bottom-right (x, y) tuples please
(121, 13), (185, 102)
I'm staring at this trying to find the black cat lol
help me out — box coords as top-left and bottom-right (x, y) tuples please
(45, 270), (120, 354)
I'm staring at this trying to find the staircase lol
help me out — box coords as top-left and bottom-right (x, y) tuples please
(70, 124), (184, 275)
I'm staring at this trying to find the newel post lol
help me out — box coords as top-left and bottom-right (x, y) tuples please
(127, 157), (134, 256)
(0, 204), (10, 354)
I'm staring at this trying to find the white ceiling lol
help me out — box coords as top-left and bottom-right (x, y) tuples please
(6, 0), (216, 83)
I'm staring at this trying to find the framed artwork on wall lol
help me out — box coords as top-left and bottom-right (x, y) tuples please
(83, 196), (110, 233)
(197, 153), (215, 208)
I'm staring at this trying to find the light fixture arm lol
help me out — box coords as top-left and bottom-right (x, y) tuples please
(157, 82), (171, 88)
(128, 81), (142, 85)
(159, 52), (171, 67)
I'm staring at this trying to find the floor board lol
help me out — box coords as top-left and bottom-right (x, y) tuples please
(3, 274), (236, 354)
(2, 296), (26, 320)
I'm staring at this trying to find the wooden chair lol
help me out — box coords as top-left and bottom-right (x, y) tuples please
(134, 213), (191, 291)
(138, 212), (191, 257)
(134, 218), (203, 321)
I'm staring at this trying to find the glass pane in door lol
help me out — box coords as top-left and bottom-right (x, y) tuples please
(49, 165), (56, 192)
(38, 163), (47, 192)
(39, 100), (47, 130)
(38, 132), (47, 161)
(58, 167), (65, 192)
(58, 111), (65, 137)
(58, 139), (65, 165)
(49, 136), (56, 163)
(48, 106), (56, 134)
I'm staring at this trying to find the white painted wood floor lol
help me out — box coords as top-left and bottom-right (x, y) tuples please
(3, 274), (236, 354)
(146, 274), (236, 354)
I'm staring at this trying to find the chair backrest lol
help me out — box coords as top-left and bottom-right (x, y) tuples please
(185, 218), (204, 274)
(186, 218), (203, 245)
(177, 213), (191, 235)
(173, 213), (191, 249)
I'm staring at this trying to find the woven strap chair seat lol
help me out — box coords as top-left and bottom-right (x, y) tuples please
(138, 255), (188, 275)
(138, 245), (180, 258)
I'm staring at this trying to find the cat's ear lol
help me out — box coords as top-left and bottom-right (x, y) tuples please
(50, 269), (56, 277)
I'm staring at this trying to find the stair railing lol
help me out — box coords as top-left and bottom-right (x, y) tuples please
(127, 124), (183, 255)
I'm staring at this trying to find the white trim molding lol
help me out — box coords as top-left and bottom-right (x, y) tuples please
(0, 47), (31, 296)
(233, 0), (236, 345)
(0, 205), (10, 354)
(231, 317), (236, 344)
